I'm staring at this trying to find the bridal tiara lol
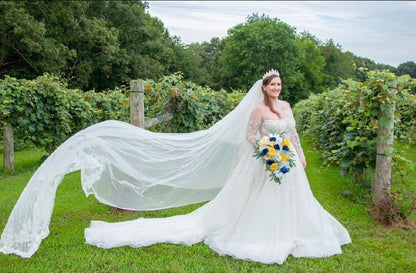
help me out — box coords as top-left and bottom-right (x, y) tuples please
(262, 69), (280, 79)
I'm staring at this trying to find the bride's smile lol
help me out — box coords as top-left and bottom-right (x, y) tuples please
(263, 77), (282, 99)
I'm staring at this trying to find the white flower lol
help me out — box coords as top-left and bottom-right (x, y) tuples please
(275, 136), (283, 144)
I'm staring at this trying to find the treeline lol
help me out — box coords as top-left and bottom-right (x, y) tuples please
(0, 1), (187, 91)
(1, 1), (415, 105)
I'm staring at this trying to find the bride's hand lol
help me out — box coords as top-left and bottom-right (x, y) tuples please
(301, 158), (307, 169)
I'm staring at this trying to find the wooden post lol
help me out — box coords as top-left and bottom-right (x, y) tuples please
(3, 121), (14, 170)
(373, 79), (396, 204)
(130, 80), (145, 128)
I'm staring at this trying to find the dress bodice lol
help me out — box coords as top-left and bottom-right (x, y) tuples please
(260, 119), (296, 139)
(246, 110), (304, 160)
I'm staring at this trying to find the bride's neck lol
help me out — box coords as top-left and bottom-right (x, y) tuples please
(270, 98), (281, 106)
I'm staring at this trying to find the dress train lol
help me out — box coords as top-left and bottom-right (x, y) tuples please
(85, 134), (351, 264)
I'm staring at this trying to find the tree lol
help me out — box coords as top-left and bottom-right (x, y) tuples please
(84, 1), (173, 90)
(0, 1), (190, 91)
(297, 32), (326, 96)
(397, 61), (416, 94)
(319, 39), (356, 88)
(397, 61), (416, 78)
(348, 52), (398, 82)
(219, 14), (303, 104)
(186, 37), (224, 90)
(0, 2), (70, 79)
(36, 1), (120, 90)
(163, 37), (206, 86)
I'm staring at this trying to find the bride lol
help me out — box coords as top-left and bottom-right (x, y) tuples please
(0, 69), (351, 264)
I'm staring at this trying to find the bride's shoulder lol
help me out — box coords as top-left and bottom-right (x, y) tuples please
(249, 103), (268, 118)
(252, 102), (268, 112)
(278, 100), (291, 106)
(255, 101), (268, 109)
(278, 100), (292, 110)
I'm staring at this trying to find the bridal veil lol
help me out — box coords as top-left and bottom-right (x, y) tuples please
(0, 80), (264, 258)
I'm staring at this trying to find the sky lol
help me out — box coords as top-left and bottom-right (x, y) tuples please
(147, 1), (416, 67)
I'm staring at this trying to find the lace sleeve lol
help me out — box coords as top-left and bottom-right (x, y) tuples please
(290, 129), (305, 160)
(246, 106), (262, 146)
(284, 101), (305, 160)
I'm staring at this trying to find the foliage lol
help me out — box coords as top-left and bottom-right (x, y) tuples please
(85, 1), (183, 90)
(218, 14), (304, 104)
(294, 69), (416, 177)
(144, 72), (244, 132)
(367, 189), (416, 226)
(356, 144), (416, 226)
(395, 91), (416, 142)
(0, 74), (129, 154)
(185, 38), (225, 90)
(297, 32), (327, 96)
(205, 14), (400, 105)
(0, 1), (191, 91)
(349, 53), (397, 82)
(318, 39), (356, 89)
(1, 73), (245, 154)
(4, 0), (412, 100)
(396, 61), (416, 94)
(397, 61), (416, 79)
(294, 69), (416, 224)
(0, 1), (70, 79)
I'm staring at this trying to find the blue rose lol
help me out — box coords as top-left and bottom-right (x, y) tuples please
(282, 145), (289, 151)
(266, 159), (275, 166)
(269, 136), (276, 142)
(280, 166), (289, 173)
(274, 144), (280, 150)
(261, 148), (269, 156)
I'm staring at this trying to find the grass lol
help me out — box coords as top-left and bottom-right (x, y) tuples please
(0, 139), (415, 272)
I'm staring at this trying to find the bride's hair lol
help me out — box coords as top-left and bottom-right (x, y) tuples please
(262, 74), (281, 118)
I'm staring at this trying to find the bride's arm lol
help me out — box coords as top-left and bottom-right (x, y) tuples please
(246, 105), (263, 147)
(290, 129), (306, 166)
(285, 102), (307, 168)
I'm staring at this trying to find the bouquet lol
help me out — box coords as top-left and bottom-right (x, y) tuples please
(253, 133), (296, 184)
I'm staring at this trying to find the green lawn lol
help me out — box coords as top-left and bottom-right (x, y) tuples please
(0, 139), (415, 272)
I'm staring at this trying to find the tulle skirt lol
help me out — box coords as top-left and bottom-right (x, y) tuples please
(85, 143), (351, 264)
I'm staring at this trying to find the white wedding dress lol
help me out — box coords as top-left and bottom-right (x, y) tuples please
(85, 118), (351, 264)
(0, 79), (351, 263)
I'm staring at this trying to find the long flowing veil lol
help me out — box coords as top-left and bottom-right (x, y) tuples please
(0, 80), (264, 258)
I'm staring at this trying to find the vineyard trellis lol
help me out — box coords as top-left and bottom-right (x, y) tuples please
(293, 69), (416, 223)
(1, 73), (243, 171)
(2, 80), (173, 170)
(130, 80), (173, 129)
(374, 79), (396, 204)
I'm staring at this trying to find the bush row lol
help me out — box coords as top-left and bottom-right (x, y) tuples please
(293, 69), (416, 178)
(1, 73), (245, 153)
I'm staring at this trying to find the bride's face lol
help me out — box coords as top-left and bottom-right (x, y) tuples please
(263, 77), (282, 99)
